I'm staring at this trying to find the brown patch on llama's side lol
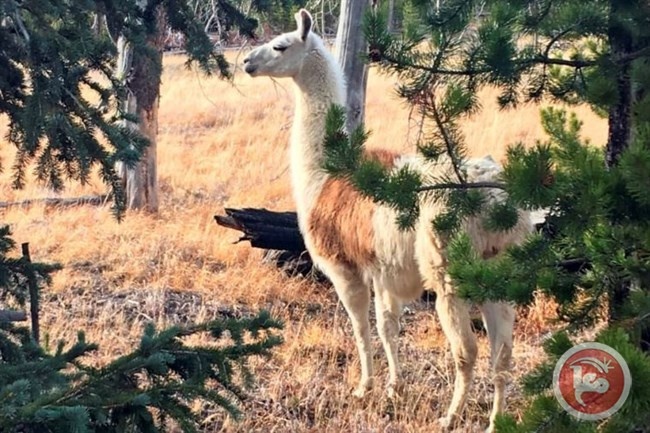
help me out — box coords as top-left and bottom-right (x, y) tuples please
(366, 148), (399, 167)
(307, 149), (399, 269)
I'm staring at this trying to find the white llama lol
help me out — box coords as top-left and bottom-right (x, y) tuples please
(243, 9), (533, 433)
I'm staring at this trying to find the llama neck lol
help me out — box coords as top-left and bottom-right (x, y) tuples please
(290, 45), (346, 217)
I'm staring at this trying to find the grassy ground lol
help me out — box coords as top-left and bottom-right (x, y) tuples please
(0, 51), (608, 432)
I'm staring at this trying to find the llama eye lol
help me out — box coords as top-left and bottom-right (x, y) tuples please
(273, 46), (288, 52)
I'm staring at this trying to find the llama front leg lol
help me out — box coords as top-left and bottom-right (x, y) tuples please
(479, 302), (515, 433)
(435, 290), (478, 430)
(329, 272), (374, 397)
(373, 285), (403, 398)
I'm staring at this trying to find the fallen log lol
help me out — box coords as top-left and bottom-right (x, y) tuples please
(214, 208), (326, 282)
(214, 208), (306, 251)
(0, 309), (27, 322)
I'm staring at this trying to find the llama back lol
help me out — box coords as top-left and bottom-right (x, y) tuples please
(410, 154), (534, 291)
(408, 154), (533, 242)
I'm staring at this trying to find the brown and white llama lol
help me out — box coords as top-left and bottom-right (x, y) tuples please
(243, 9), (533, 433)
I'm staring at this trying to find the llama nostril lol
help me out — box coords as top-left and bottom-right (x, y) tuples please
(243, 57), (250, 64)
(244, 63), (257, 74)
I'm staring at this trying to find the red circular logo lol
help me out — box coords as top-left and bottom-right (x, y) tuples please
(553, 342), (631, 421)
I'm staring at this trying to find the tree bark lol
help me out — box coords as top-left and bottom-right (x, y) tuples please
(334, 0), (370, 133)
(214, 208), (326, 282)
(214, 208), (306, 251)
(21, 243), (39, 343)
(605, 6), (634, 168)
(114, 4), (164, 212)
(605, 0), (635, 323)
(0, 310), (26, 322)
(387, 0), (395, 33)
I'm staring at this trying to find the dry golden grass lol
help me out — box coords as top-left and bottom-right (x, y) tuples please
(0, 51), (608, 432)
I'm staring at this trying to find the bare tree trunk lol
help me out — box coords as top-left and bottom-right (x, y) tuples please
(114, 5), (164, 212)
(334, 0), (370, 133)
(387, 0), (395, 32)
(321, 0), (326, 36)
(605, 0), (634, 324)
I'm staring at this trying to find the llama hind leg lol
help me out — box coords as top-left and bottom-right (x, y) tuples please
(435, 289), (478, 430)
(373, 284), (403, 398)
(479, 302), (515, 433)
(329, 272), (374, 397)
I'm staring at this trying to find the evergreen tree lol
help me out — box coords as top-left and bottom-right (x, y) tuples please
(0, 0), (246, 216)
(1, 2), (283, 430)
(324, 0), (650, 430)
(0, 227), (283, 432)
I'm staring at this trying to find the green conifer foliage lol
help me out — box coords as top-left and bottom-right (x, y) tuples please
(323, 1), (650, 430)
(0, 0), (242, 216)
(1, 3), (283, 431)
(0, 225), (283, 432)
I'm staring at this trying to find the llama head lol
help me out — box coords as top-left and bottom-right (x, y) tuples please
(243, 9), (315, 78)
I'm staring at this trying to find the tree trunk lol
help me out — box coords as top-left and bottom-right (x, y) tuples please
(114, 5), (164, 212)
(334, 0), (370, 133)
(387, 0), (395, 32)
(606, 0), (634, 323)
(605, 12), (633, 168)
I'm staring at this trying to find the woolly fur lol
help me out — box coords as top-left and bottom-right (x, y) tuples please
(243, 10), (534, 432)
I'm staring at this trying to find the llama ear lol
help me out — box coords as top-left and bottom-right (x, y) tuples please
(295, 9), (312, 41)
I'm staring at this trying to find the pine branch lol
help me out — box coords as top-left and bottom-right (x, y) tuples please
(530, 411), (562, 433)
(615, 45), (650, 64)
(415, 181), (506, 192)
(543, 28), (577, 61)
(8, 0), (30, 43)
(380, 53), (488, 76)
(536, 56), (596, 68)
(365, 1), (650, 430)
(430, 95), (465, 183)
(378, 53), (598, 76)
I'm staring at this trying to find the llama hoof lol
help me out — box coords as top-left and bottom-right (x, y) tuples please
(386, 381), (404, 399)
(436, 415), (454, 431)
(352, 381), (373, 398)
(352, 386), (369, 399)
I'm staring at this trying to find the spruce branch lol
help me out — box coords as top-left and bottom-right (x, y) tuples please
(2, 309), (283, 430)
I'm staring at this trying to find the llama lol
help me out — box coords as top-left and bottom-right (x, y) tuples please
(243, 10), (533, 432)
